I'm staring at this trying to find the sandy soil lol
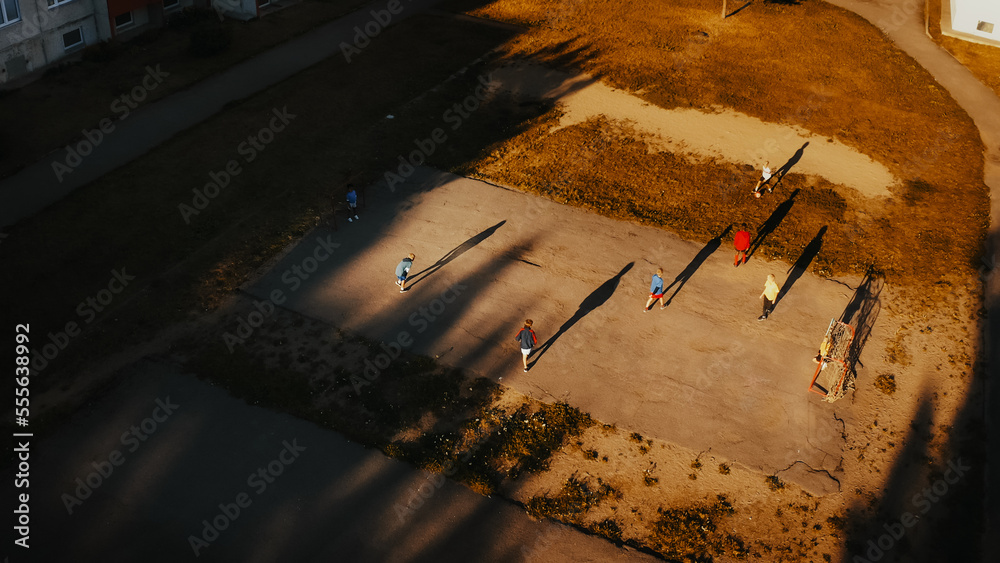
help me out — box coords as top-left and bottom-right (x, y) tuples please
(491, 62), (898, 199)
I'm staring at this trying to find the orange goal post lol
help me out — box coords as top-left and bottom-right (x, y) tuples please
(808, 318), (856, 402)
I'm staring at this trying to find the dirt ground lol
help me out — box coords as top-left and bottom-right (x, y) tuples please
(490, 62), (897, 198)
(204, 163), (981, 561)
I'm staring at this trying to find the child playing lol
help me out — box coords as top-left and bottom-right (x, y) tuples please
(395, 253), (415, 292)
(644, 268), (666, 311)
(733, 225), (751, 266)
(752, 161), (773, 197)
(346, 185), (360, 223)
(515, 319), (537, 372)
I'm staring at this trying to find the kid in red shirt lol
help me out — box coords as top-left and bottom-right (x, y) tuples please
(734, 225), (751, 267)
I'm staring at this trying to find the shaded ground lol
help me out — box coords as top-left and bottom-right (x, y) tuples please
(4, 360), (659, 562)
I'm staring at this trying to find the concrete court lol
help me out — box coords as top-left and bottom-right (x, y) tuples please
(248, 166), (859, 492)
(4, 360), (657, 563)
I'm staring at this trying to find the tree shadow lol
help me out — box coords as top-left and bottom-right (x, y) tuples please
(664, 225), (732, 306)
(747, 188), (799, 260)
(529, 262), (635, 368)
(838, 266), (884, 374)
(407, 220), (506, 288)
(776, 225), (826, 308)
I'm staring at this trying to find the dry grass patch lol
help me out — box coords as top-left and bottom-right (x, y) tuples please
(450, 0), (988, 291)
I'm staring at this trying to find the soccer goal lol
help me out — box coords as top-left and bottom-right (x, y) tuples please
(808, 318), (856, 402)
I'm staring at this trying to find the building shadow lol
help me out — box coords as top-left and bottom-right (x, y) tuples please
(407, 220), (506, 287)
(776, 225), (826, 308)
(748, 188), (799, 260)
(664, 225), (732, 306)
(529, 262), (634, 368)
(838, 266), (884, 374)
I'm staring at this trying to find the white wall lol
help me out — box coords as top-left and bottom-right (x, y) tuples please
(0, 0), (197, 84)
(952, 0), (1000, 40)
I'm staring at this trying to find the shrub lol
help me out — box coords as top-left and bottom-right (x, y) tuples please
(189, 21), (233, 57)
(82, 40), (124, 63)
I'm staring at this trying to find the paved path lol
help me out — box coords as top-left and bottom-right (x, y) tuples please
(0, 0), (442, 228)
(819, 1), (1000, 559)
(249, 167), (859, 494)
(4, 360), (656, 562)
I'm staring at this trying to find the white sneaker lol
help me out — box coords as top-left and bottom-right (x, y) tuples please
(347, 218), (352, 223)
(354, 215), (359, 220)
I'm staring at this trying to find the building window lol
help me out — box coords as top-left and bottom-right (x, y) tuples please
(63, 28), (83, 51)
(46, 0), (75, 8)
(163, 0), (179, 9)
(114, 12), (133, 30)
(977, 21), (995, 34)
(0, 0), (20, 26)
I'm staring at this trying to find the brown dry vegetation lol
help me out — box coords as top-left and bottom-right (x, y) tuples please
(450, 0), (989, 292)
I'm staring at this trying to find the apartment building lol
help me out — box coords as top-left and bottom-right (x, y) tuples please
(0, 0), (195, 84)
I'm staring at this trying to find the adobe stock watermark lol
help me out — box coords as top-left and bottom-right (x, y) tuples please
(521, 523), (563, 562)
(178, 106), (296, 224)
(350, 282), (468, 393)
(382, 73), (499, 191)
(852, 457), (970, 562)
(188, 439), (306, 556)
(61, 397), (180, 515)
(876, 0), (924, 34)
(30, 268), (136, 374)
(546, 0), (586, 28)
(393, 440), (481, 524)
(51, 65), (170, 183)
(745, 86), (832, 166)
(340, 0), (414, 62)
(222, 234), (340, 351)
(718, 86), (832, 200)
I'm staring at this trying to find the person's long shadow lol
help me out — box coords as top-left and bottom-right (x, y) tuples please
(747, 188), (799, 260)
(663, 225), (732, 306)
(725, 0), (754, 18)
(529, 262), (634, 368)
(772, 142), (809, 189)
(407, 220), (506, 287)
(775, 225), (827, 309)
